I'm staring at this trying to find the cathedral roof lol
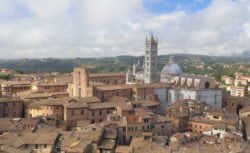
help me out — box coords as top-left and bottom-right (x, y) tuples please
(161, 56), (183, 75)
(146, 34), (157, 43)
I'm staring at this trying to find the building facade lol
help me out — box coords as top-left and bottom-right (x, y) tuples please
(69, 67), (126, 98)
(0, 98), (24, 118)
(1, 81), (32, 96)
(168, 88), (222, 108)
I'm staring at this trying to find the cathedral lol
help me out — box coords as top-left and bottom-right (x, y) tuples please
(126, 34), (158, 84)
(125, 35), (222, 109)
(160, 56), (217, 89)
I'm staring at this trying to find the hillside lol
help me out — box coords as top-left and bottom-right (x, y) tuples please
(0, 54), (249, 79)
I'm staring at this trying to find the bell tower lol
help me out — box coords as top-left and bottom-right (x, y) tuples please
(144, 34), (158, 83)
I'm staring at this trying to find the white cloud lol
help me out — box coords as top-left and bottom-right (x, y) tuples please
(0, 1), (16, 17)
(21, 0), (72, 20)
(0, 0), (249, 58)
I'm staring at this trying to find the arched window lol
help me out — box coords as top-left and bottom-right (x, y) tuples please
(205, 82), (210, 89)
(78, 72), (81, 85)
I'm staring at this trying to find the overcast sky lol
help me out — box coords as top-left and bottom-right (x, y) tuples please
(0, 0), (250, 58)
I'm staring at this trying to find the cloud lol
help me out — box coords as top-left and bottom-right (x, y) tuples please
(0, 0), (249, 58)
(147, 0), (250, 55)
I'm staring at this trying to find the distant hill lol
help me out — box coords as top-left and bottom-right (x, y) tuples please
(0, 54), (249, 75)
(241, 51), (250, 57)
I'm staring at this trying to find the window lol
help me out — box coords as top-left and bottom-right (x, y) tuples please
(81, 109), (84, 115)
(147, 125), (150, 129)
(71, 110), (74, 115)
(78, 88), (81, 97)
(44, 144), (47, 148)
(99, 119), (102, 122)
(99, 110), (102, 115)
(205, 82), (210, 89)
(213, 116), (219, 119)
(78, 72), (81, 85)
(91, 120), (95, 124)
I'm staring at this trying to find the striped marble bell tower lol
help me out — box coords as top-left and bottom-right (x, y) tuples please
(144, 34), (158, 83)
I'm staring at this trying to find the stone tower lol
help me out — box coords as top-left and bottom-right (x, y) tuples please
(144, 34), (158, 83)
(70, 67), (89, 97)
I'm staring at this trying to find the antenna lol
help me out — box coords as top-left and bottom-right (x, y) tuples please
(145, 29), (154, 36)
(150, 29), (154, 36)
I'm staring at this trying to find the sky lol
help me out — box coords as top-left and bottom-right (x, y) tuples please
(0, 0), (250, 58)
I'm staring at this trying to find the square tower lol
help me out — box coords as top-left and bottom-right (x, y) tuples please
(144, 34), (158, 83)
(69, 67), (89, 97)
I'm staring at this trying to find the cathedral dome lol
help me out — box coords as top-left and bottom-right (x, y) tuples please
(161, 56), (183, 75)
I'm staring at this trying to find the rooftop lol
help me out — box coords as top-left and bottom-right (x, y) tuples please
(96, 82), (170, 91)
(65, 97), (101, 108)
(65, 101), (88, 109)
(0, 132), (58, 147)
(69, 97), (101, 103)
(96, 84), (133, 91)
(1, 81), (31, 86)
(107, 96), (129, 102)
(129, 137), (168, 153)
(88, 101), (127, 110)
(0, 118), (40, 132)
(90, 72), (125, 78)
(59, 131), (97, 153)
(0, 97), (22, 103)
(25, 92), (50, 99)
(40, 98), (67, 106)
(135, 108), (152, 119)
